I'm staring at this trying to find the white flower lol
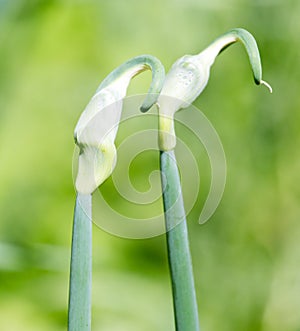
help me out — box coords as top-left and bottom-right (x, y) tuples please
(74, 55), (165, 194)
(158, 28), (272, 151)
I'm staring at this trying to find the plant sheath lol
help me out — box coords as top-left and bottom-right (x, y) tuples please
(68, 193), (92, 331)
(160, 150), (200, 331)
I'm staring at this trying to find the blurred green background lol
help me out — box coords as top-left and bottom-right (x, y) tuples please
(0, 0), (299, 330)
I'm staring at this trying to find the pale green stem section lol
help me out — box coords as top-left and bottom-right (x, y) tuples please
(160, 150), (200, 331)
(68, 193), (92, 331)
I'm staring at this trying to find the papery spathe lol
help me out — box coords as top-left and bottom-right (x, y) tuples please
(74, 55), (165, 194)
(158, 28), (272, 151)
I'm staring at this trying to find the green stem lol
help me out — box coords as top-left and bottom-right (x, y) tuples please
(160, 150), (200, 331)
(68, 193), (92, 331)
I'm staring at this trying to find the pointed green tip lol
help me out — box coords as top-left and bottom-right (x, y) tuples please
(140, 105), (149, 113)
(140, 97), (156, 112)
(141, 96), (161, 113)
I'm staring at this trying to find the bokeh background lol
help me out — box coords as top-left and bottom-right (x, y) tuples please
(0, 0), (299, 330)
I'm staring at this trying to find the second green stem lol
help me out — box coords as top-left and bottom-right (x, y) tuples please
(160, 150), (200, 331)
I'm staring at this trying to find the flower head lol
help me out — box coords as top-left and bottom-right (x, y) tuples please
(74, 55), (165, 194)
(158, 28), (272, 151)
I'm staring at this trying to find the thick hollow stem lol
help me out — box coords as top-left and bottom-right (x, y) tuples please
(160, 150), (200, 331)
(68, 193), (92, 331)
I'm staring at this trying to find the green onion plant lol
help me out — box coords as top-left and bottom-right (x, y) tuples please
(157, 28), (271, 331)
(68, 55), (165, 331)
(69, 28), (271, 331)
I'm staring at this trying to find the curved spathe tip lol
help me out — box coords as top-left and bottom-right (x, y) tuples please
(74, 55), (165, 193)
(207, 28), (272, 92)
